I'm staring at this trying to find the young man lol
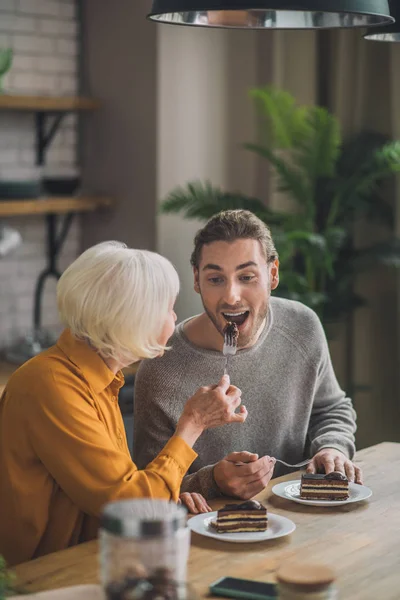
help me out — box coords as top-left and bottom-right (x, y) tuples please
(134, 210), (361, 504)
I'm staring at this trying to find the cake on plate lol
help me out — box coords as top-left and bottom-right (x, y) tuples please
(300, 471), (349, 501)
(212, 500), (268, 533)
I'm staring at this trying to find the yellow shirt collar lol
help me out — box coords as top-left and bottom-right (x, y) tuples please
(57, 329), (125, 394)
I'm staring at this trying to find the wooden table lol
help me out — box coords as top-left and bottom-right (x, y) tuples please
(13, 442), (400, 600)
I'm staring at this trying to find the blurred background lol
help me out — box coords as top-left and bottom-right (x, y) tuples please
(0, 0), (399, 453)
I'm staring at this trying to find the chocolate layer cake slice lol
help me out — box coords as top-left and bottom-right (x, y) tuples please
(214, 500), (267, 533)
(223, 321), (239, 345)
(300, 471), (349, 501)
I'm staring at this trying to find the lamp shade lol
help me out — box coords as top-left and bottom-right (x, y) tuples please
(364, 0), (400, 40)
(148, 0), (393, 29)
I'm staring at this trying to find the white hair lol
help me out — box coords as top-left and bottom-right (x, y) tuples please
(57, 241), (180, 362)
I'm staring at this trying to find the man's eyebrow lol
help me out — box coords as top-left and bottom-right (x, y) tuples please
(202, 261), (258, 272)
(236, 261), (258, 270)
(202, 263), (222, 271)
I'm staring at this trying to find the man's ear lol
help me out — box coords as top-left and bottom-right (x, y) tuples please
(270, 259), (279, 290)
(193, 268), (200, 294)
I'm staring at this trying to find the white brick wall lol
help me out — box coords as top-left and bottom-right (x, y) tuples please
(0, 0), (79, 349)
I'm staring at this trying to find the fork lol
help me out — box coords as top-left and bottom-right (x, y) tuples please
(234, 458), (311, 468)
(274, 458), (312, 468)
(222, 328), (238, 376)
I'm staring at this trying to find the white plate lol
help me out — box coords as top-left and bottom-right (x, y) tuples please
(272, 479), (372, 507)
(188, 510), (295, 543)
(8, 585), (103, 600)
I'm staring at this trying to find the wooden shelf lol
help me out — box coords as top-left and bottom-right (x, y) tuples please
(0, 197), (114, 217)
(0, 95), (99, 111)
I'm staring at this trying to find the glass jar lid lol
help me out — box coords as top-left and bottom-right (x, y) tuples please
(277, 562), (336, 592)
(100, 499), (187, 538)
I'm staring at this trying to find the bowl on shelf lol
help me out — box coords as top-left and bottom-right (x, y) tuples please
(41, 166), (81, 197)
(0, 166), (41, 200)
(0, 180), (41, 199)
(42, 176), (81, 196)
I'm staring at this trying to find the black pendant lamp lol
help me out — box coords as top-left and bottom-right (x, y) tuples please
(147, 1), (393, 30)
(364, 0), (400, 41)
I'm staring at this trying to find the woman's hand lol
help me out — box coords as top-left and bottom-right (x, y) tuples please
(179, 492), (212, 514)
(175, 375), (247, 447)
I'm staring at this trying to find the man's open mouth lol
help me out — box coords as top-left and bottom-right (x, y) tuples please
(222, 311), (250, 327)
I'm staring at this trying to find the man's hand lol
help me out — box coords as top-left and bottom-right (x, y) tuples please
(179, 492), (212, 514)
(307, 448), (363, 484)
(213, 451), (275, 500)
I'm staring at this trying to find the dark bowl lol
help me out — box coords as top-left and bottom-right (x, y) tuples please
(0, 180), (41, 199)
(42, 177), (81, 196)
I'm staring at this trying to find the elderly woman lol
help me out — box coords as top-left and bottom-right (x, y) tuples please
(0, 242), (247, 566)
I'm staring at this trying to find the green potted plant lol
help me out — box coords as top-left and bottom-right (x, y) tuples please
(0, 555), (15, 599)
(160, 86), (400, 326)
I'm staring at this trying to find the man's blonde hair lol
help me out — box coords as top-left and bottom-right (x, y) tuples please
(57, 241), (179, 363)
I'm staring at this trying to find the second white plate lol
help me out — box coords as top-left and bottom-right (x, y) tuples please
(272, 479), (372, 507)
(188, 510), (296, 544)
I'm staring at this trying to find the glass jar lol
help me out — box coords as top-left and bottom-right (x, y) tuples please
(99, 499), (192, 600)
(277, 562), (338, 600)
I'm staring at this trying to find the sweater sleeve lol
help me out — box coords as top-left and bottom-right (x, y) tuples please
(307, 317), (357, 459)
(134, 362), (221, 499)
(27, 370), (197, 514)
(133, 361), (182, 471)
(180, 465), (222, 498)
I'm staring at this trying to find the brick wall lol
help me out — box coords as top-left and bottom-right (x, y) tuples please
(0, 0), (80, 349)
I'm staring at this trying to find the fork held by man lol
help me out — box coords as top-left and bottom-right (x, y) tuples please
(222, 322), (239, 376)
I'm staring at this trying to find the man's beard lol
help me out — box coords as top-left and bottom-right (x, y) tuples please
(200, 295), (269, 348)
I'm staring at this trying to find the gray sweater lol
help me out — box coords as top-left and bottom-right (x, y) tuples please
(133, 297), (357, 498)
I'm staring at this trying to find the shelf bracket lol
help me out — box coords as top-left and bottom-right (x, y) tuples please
(33, 212), (75, 331)
(33, 109), (73, 331)
(35, 111), (66, 166)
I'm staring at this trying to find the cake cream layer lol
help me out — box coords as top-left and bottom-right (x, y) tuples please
(301, 480), (348, 487)
(300, 490), (349, 496)
(301, 490), (349, 498)
(301, 494), (348, 500)
(216, 526), (267, 532)
(218, 513), (267, 521)
(216, 521), (268, 531)
(217, 518), (267, 524)
(301, 492), (348, 496)
(301, 479), (348, 485)
(302, 484), (348, 490)
(301, 485), (348, 491)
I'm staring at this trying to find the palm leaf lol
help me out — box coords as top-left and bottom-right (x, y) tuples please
(249, 86), (310, 149)
(294, 107), (341, 179)
(337, 130), (389, 177)
(160, 181), (290, 226)
(325, 227), (347, 251)
(244, 143), (311, 207)
(334, 141), (400, 219)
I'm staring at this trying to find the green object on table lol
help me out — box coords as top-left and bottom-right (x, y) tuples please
(0, 555), (15, 599)
(0, 48), (13, 94)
